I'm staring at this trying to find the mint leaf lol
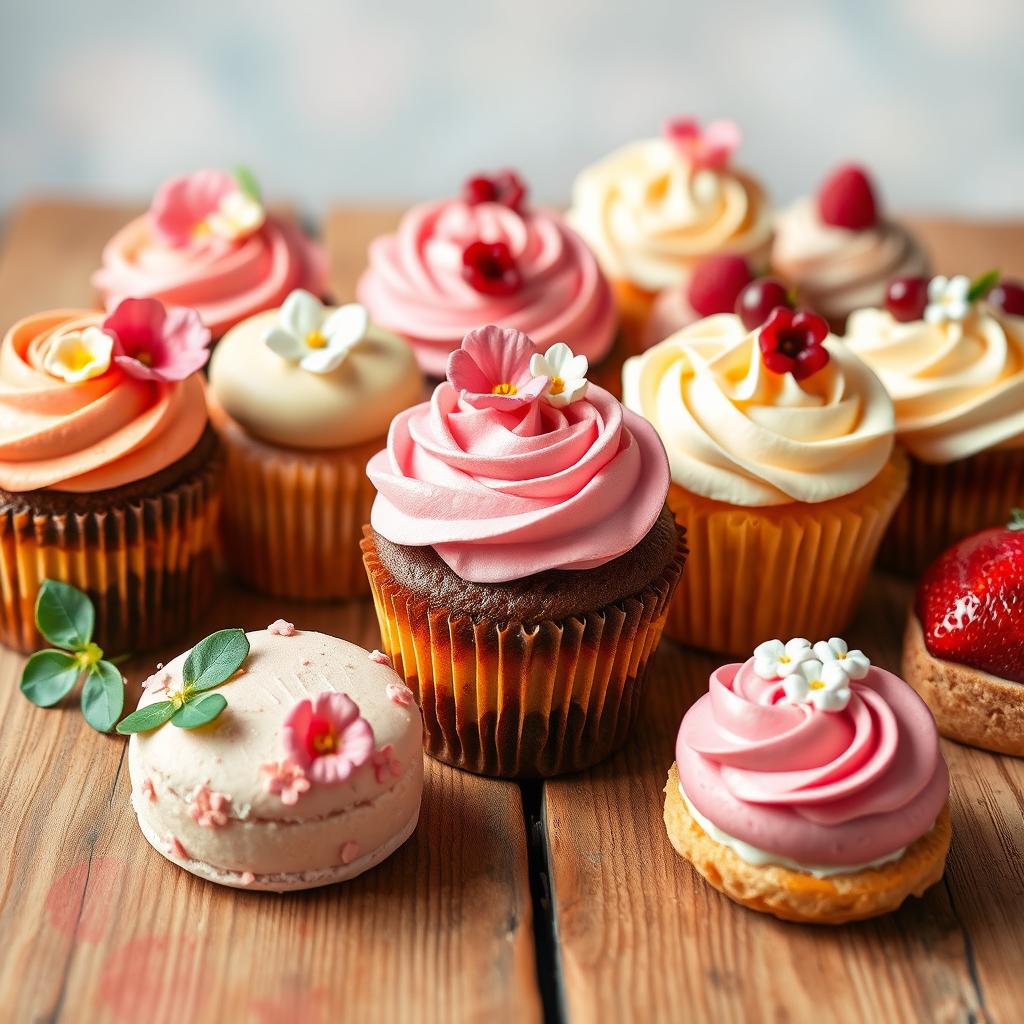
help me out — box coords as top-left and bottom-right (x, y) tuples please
(234, 165), (261, 203)
(81, 661), (124, 733)
(20, 649), (80, 707)
(968, 269), (1000, 302)
(117, 700), (176, 734)
(183, 629), (249, 691)
(35, 580), (94, 651)
(172, 692), (227, 729)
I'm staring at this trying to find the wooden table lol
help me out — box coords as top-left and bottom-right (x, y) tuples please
(0, 201), (1021, 1024)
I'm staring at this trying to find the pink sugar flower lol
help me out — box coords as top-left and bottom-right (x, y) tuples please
(149, 168), (265, 246)
(386, 682), (414, 707)
(261, 760), (311, 805)
(189, 785), (231, 828)
(446, 325), (547, 411)
(103, 297), (211, 382)
(370, 743), (402, 784)
(663, 117), (741, 171)
(282, 693), (375, 785)
(268, 619), (296, 636)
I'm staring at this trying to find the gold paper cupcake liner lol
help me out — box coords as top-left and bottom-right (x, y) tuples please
(879, 446), (1024, 575)
(361, 525), (687, 778)
(610, 278), (659, 364)
(0, 457), (222, 656)
(664, 449), (909, 657)
(212, 406), (380, 600)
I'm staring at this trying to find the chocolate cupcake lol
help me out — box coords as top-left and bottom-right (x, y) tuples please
(363, 326), (686, 777)
(0, 302), (221, 654)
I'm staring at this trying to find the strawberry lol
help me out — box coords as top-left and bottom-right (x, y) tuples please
(916, 510), (1024, 683)
(817, 163), (878, 230)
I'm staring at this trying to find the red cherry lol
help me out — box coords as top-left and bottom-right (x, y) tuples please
(687, 255), (753, 318)
(884, 276), (929, 322)
(817, 163), (878, 230)
(736, 276), (791, 331)
(989, 278), (1024, 317)
(462, 170), (528, 213)
(758, 307), (831, 380)
(461, 241), (522, 296)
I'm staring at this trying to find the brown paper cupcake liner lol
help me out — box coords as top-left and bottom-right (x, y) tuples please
(664, 449), (909, 657)
(361, 525), (687, 778)
(0, 455), (222, 656)
(878, 446), (1024, 576)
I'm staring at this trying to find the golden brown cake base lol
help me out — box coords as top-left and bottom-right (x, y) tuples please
(663, 764), (951, 925)
(902, 612), (1024, 756)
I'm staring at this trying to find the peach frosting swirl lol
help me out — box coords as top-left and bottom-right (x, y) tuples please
(845, 306), (1024, 463)
(357, 200), (616, 378)
(622, 313), (895, 506)
(676, 658), (948, 866)
(0, 311), (207, 493)
(93, 215), (327, 338)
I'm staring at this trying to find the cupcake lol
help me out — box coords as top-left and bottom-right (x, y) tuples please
(207, 289), (422, 599)
(846, 273), (1024, 574)
(623, 301), (907, 656)
(363, 325), (686, 777)
(124, 625), (423, 891)
(356, 169), (618, 386)
(568, 118), (773, 355)
(94, 168), (327, 339)
(771, 163), (929, 332)
(903, 512), (1024, 756)
(0, 300), (220, 654)
(665, 637), (951, 924)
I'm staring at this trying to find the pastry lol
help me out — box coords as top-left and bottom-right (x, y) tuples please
(665, 637), (950, 923)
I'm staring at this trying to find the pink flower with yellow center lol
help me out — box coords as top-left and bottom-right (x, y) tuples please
(282, 693), (375, 785)
(446, 325), (547, 411)
(103, 297), (211, 382)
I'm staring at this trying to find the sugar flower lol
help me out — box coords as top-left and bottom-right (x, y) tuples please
(43, 326), (114, 383)
(149, 168), (265, 247)
(265, 290), (369, 374)
(447, 325), (547, 411)
(753, 638), (812, 679)
(260, 759), (311, 805)
(529, 342), (590, 408)
(925, 275), (971, 324)
(812, 638), (870, 679)
(758, 308), (830, 381)
(103, 297), (211, 382)
(282, 692), (375, 785)
(782, 659), (852, 712)
(462, 170), (528, 213)
(663, 117), (741, 171)
(189, 784), (231, 828)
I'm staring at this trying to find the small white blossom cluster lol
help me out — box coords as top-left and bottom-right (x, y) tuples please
(752, 637), (871, 712)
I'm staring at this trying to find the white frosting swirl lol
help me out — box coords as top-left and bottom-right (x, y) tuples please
(845, 306), (1024, 463)
(567, 139), (773, 292)
(622, 314), (896, 506)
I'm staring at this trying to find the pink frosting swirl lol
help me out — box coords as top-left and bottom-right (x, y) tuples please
(357, 200), (616, 378)
(93, 215), (327, 338)
(676, 659), (948, 866)
(367, 379), (669, 583)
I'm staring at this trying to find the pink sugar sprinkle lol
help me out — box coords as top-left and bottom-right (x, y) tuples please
(340, 842), (360, 865)
(386, 682), (414, 706)
(268, 619), (296, 636)
(169, 837), (187, 859)
(141, 778), (157, 802)
(368, 650), (392, 668)
(240, 871), (255, 886)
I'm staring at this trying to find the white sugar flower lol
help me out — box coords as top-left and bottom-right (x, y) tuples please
(206, 189), (266, 241)
(813, 638), (870, 679)
(529, 342), (589, 408)
(783, 659), (852, 712)
(44, 326), (114, 383)
(265, 290), (369, 374)
(925, 275), (971, 324)
(753, 638), (812, 679)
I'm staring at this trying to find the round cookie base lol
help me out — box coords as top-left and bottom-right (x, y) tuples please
(663, 764), (950, 925)
(902, 612), (1024, 757)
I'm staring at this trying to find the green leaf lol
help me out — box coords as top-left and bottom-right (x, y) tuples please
(116, 700), (176, 735)
(234, 165), (261, 203)
(20, 649), (80, 707)
(1009, 508), (1024, 531)
(81, 661), (124, 733)
(183, 629), (249, 692)
(35, 579), (94, 651)
(172, 692), (227, 729)
(968, 268), (1000, 302)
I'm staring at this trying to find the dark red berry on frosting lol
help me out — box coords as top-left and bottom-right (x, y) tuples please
(817, 163), (878, 230)
(989, 278), (1024, 317)
(461, 241), (522, 296)
(687, 254), (753, 318)
(462, 171), (528, 213)
(736, 276), (791, 331)
(884, 275), (929, 322)
(758, 307), (830, 380)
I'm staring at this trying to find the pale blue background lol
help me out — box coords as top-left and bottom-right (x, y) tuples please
(2, 0), (1023, 215)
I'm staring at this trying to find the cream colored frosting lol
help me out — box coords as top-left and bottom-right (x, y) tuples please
(845, 305), (1024, 463)
(622, 313), (896, 505)
(209, 308), (423, 449)
(567, 138), (773, 292)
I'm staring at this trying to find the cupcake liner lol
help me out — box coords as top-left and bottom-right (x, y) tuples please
(361, 525), (687, 778)
(611, 278), (659, 363)
(664, 450), (909, 657)
(212, 406), (380, 600)
(0, 456), (221, 656)
(879, 446), (1024, 575)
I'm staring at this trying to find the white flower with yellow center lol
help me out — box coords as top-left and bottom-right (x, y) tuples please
(265, 290), (370, 374)
(752, 637), (812, 679)
(813, 637), (870, 679)
(925, 275), (971, 324)
(204, 189), (266, 241)
(783, 659), (852, 712)
(43, 326), (114, 383)
(529, 342), (590, 408)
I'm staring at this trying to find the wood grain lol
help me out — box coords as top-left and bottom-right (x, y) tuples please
(0, 201), (541, 1024)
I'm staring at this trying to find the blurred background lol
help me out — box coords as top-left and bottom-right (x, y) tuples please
(2, 0), (1023, 217)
